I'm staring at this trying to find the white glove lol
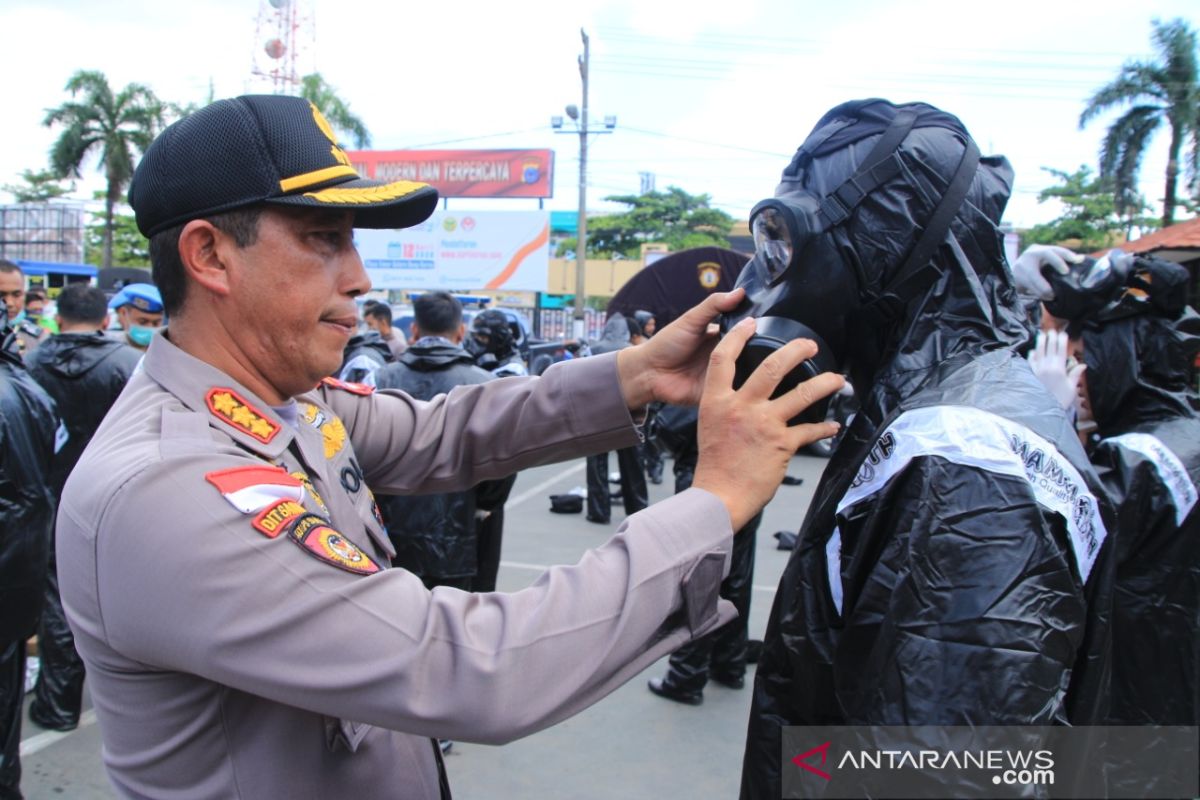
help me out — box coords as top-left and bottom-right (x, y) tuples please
(1027, 330), (1086, 414)
(1011, 245), (1083, 300)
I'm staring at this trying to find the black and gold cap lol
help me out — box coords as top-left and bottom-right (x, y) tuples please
(129, 94), (438, 237)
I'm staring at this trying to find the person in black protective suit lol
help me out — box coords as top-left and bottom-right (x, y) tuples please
(583, 313), (648, 524)
(1024, 252), (1200, 730)
(374, 292), (516, 592)
(645, 404), (762, 705)
(632, 310), (666, 485)
(734, 99), (1115, 798)
(23, 285), (142, 732)
(466, 308), (527, 378)
(0, 322), (58, 800)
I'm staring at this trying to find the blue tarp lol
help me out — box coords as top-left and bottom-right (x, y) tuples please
(15, 260), (98, 278)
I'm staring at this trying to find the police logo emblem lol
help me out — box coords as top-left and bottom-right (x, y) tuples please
(287, 514), (381, 576)
(697, 262), (721, 289)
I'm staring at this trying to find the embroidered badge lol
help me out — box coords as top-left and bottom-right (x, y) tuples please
(290, 471), (329, 514)
(321, 376), (374, 396)
(252, 499), (307, 538)
(206, 388), (280, 444)
(288, 514), (381, 575)
(205, 465), (305, 514)
(302, 403), (348, 459)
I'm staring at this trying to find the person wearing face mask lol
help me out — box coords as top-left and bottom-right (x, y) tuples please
(107, 283), (165, 351)
(1024, 253), (1200, 733)
(735, 99), (1116, 798)
(0, 261), (49, 358)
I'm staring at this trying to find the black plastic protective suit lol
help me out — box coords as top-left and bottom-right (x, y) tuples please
(1079, 309), (1200, 727)
(653, 405), (761, 690)
(24, 331), (140, 729)
(740, 101), (1115, 798)
(374, 340), (515, 584)
(0, 339), (57, 796)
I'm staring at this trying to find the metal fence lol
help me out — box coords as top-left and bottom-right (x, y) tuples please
(527, 307), (608, 341)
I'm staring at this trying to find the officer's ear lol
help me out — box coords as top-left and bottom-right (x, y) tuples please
(177, 220), (233, 300)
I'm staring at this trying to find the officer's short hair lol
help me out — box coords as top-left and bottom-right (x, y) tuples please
(0, 259), (22, 277)
(56, 284), (109, 325)
(149, 207), (263, 317)
(413, 292), (462, 338)
(364, 302), (392, 325)
(26, 289), (47, 304)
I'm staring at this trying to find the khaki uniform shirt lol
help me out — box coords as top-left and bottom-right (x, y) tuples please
(58, 332), (735, 799)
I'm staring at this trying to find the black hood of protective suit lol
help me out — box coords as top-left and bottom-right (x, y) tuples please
(30, 332), (135, 379)
(1080, 307), (1200, 436)
(398, 338), (477, 371)
(729, 99), (1026, 423)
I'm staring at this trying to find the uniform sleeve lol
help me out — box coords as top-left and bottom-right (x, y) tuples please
(831, 458), (1094, 724)
(326, 352), (638, 494)
(78, 456), (736, 744)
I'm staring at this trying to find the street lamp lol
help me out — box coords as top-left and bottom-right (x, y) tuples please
(552, 28), (615, 340)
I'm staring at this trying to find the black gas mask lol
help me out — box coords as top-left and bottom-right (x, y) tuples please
(719, 100), (981, 424)
(718, 198), (855, 423)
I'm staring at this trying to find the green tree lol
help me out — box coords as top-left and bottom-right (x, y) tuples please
(44, 70), (164, 269)
(1080, 18), (1200, 227)
(84, 206), (150, 268)
(566, 186), (733, 259)
(1023, 165), (1157, 250)
(299, 73), (371, 148)
(2, 169), (75, 202)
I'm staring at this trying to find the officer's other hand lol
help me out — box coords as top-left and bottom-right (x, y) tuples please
(691, 318), (844, 530)
(615, 289), (746, 409)
(1011, 245), (1084, 300)
(1027, 329), (1086, 415)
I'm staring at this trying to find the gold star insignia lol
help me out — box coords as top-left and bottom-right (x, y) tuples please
(211, 392), (237, 415)
(230, 405), (255, 427)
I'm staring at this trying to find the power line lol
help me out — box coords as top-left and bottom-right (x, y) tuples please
(396, 127), (544, 149)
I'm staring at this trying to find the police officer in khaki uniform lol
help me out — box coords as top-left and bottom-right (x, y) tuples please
(57, 94), (843, 799)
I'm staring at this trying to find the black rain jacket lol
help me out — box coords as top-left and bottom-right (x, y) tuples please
(0, 343), (58, 642)
(25, 332), (141, 497)
(1083, 310), (1200, 726)
(741, 111), (1115, 798)
(373, 339), (510, 579)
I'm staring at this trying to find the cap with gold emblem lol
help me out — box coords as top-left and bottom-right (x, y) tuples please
(129, 94), (439, 237)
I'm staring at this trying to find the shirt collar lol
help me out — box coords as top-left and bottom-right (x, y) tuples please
(142, 330), (295, 458)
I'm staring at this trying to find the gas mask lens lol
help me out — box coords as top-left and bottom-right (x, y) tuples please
(750, 204), (797, 284)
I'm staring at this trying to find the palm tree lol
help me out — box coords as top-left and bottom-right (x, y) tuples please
(44, 70), (164, 268)
(1080, 18), (1200, 227)
(299, 73), (371, 149)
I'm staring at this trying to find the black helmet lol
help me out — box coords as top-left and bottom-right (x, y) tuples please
(470, 309), (517, 359)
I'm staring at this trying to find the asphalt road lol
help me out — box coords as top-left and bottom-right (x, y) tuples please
(18, 452), (832, 800)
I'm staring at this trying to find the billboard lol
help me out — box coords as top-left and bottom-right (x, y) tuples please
(346, 149), (554, 199)
(356, 211), (549, 292)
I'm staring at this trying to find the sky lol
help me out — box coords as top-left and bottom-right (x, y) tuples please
(1, 0), (1197, 230)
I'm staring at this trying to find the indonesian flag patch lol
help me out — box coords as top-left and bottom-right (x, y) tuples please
(205, 465), (306, 514)
(288, 514), (381, 575)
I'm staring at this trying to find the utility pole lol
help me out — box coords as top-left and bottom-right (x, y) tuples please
(574, 28), (589, 340)
(552, 29), (615, 341)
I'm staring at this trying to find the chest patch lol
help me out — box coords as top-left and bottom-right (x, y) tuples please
(302, 403), (348, 459)
(206, 388), (280, 444)
(205, 465), (305, 514)
(288, 514), (381, 576)
(252, 499), (307, 538)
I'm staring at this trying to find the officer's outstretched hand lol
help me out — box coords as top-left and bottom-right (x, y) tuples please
(615, 289), (747, 409)
(1011, 245), (1083, 300)
(691, 319), (844, 530)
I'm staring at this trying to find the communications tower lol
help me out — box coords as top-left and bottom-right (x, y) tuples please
(249, 0), (315, 94)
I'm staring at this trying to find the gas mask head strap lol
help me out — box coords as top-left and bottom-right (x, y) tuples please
(815, 108), (918, 228)
(859, 136), (981, 325)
